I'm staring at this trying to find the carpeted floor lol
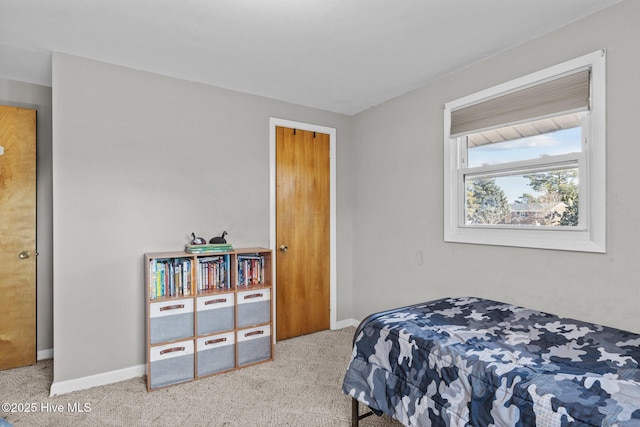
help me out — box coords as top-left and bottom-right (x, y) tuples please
(0, 327), (402, 426)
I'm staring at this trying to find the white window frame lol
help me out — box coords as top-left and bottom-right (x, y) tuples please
(443, 50), (606, 253)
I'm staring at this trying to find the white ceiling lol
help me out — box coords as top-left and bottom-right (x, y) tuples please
(0, 0), (623, 115)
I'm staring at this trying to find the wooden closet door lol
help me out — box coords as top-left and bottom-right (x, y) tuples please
(0, 105), (37, 370)
(275, 126), (330, 340)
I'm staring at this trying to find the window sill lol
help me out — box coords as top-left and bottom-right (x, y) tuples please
(444, 226), (605, 253)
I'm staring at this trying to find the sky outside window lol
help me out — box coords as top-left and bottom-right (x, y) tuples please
(467, 127), (582, 202)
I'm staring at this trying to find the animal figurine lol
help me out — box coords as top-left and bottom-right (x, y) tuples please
(190, 232), (207, 245)
(210, 231), (228, 244)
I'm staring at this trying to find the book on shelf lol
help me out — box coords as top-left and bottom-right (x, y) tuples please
(182, 259), (191, 296)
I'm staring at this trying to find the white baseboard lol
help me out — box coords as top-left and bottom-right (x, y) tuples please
(334, 318), (360, 329)
(37, 348), (54, 361)
(49, 363), (145, 397)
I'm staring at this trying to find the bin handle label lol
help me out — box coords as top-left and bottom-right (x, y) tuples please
(160, 346), (185, 355)
(205, 298), (227, 305)
(205, 337), (227, 345)
(160, 304), (185, 311)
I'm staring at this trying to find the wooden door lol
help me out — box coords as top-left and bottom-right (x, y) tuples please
(275, 126), (330, 340)
(0, 105), (37, 370)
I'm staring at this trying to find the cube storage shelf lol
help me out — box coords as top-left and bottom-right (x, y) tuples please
(145, 247), (273, 391)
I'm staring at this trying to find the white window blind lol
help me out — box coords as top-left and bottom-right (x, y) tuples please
(450, 68), (591, 138)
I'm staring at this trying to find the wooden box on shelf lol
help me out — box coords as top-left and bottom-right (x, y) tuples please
(144, 247), (273, 391)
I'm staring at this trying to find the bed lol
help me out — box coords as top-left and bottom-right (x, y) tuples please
(342, 296), (640, 426)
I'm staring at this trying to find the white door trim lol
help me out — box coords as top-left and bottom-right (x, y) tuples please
(269, 118), (337, 342)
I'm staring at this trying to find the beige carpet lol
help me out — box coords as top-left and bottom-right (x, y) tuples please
(1, 327), (402, 426)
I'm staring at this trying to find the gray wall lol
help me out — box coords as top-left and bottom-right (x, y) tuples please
(351, 0), (639, 333)
(0, 78), (53, 355)
(51, 53), (353, 383)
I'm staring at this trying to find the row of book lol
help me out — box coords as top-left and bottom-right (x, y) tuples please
(149, 254), (266, 299)
(198, 255), (230, 291)
(238, 255), (265, 287)
(149, 258), (193, 300)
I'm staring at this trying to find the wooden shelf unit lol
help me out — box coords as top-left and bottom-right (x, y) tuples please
(145, 247), (273, 391)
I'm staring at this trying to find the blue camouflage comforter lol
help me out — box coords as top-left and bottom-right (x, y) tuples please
(342, 297), (640, 426)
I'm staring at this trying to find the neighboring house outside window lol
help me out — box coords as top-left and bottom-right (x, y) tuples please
(443, 50), (606, 253)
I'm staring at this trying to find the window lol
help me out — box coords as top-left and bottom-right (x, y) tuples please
(443, 50), (605, 252)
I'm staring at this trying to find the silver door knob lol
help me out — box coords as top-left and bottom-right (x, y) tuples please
(18, 251), (31, 259)
(279, 245), (288, 252)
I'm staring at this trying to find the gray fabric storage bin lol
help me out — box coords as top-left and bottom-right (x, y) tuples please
(149, 340), (194, 389)
(149, 299), (194, 344)
(150, 313), (193, 344)
(237, 290), (270, 328)
(237, 325), (271, 367)
(198, 307), (234, 335)
(196, 294), (235, 335)
(197, 333), (235, 376)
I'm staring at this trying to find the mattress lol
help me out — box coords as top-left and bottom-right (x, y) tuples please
(342, 297), (640, 426)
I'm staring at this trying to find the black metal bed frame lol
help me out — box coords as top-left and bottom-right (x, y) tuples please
(351, 398), (374, 426)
